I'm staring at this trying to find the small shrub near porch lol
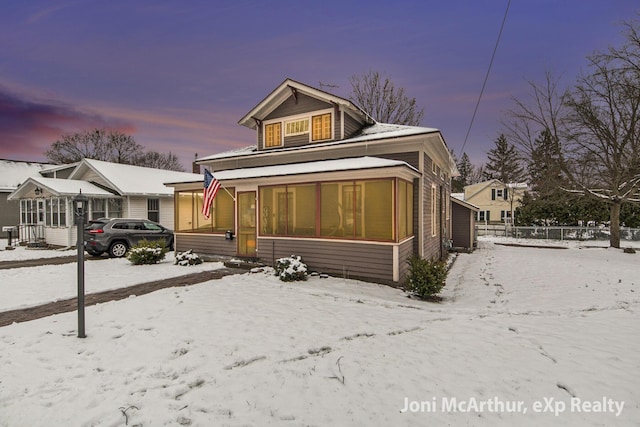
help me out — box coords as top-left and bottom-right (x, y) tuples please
(406, 255), (448, 299)
(275, 255), (308, 282)
(126, 239), (169, 265)
(175, 249), (204, 266)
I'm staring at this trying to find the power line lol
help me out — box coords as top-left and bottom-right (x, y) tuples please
(459, 0), (511, 156)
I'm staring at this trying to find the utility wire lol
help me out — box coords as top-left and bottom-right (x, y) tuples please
(459, 0), (511, 156)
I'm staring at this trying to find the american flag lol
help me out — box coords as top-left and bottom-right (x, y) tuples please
(202, 169), (221, 219)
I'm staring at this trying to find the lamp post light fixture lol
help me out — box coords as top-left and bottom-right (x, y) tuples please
(73, 190), (89, 338)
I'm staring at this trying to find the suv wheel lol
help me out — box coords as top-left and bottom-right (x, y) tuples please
(109, 241), (129, 258)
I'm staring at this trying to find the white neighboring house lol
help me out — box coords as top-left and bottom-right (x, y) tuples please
(0, 159), (50, 239)
(8, 158), (203, 247)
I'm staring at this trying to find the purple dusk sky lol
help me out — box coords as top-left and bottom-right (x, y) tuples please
(0, 1), (637, 170)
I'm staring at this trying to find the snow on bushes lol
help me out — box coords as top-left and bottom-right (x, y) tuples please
(126, 239), (169, 265)
(175, 249), (203, 266)
(274, 255), (308, 282)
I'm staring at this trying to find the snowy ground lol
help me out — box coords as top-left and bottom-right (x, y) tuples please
(0, 245), (76, 261)
(0, 237), (638, 426)
(0, 252), (224, 311)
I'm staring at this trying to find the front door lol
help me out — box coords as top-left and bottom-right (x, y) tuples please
(237, 191), (257, 257)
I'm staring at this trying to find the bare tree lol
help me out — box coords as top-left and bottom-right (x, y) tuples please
(562, 18), (640, 248)
(504, 18), (640, 248)
(135, 151), (185, 172)
(45, 129), (143, 164)
(349, 70), (424, 126)
(45, 128), (185, 171)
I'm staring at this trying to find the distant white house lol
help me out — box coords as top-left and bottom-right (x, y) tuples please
(8, 159), (202, 247)
(0, 159), (50, 239)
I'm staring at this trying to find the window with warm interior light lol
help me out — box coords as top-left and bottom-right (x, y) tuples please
(265, 123), (282, 147)
(312, 113), (331, 141)
(176, 188), (235, 232)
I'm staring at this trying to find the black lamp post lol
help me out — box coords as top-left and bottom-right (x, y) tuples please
(73, 191), (89, 338)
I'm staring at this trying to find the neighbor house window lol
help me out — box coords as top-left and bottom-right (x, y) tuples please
(265, 122), (282, 147)
(91, 199), (106, 220)
(45, 198), (64, 226)
(147, 198), (160, 222)
(284, 119), (309, 136)
(477, 210), (490, 222)
(311, 113), (331, 141)
(20, 200), (37, 224)
(108, 199), (122, 218)
(176, 188), (235, 232)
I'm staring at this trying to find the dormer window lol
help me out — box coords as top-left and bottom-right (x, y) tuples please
(285, 119), (309, 136)
(265, 122), (282, 147)
(312, 113), (332, 141)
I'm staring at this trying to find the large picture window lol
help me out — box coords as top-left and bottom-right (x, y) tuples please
(261, 179), (403, 242)
(265, 122), (282, 147)
(176, 188), (235, 232)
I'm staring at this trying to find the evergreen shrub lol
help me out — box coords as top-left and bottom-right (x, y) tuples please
(275, 255), (308, 282)
(406, 255), (447, 299)
(175, 249), (203, 266)
(126, 239), (168, 265)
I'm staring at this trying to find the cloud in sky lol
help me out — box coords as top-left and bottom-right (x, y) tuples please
(0, 86), (136, 161)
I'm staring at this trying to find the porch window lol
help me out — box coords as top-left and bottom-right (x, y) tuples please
(20, 200), (37, 224)
(148, 198), (160, 222)
(265, 123), (282, 147)
(44, 198), (63, 227)
(398, 180), (414, 239)
(311, 113), (331, 141)
(260, 184), (316, 237)
(261, 178), (398, 241)
(176, 188), (235, 232)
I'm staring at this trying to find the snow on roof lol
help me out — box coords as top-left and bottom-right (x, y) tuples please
(451, 193), (465, 201)
(0, 160), (49, 191)
(197, 122), (439, 162)
(166, 156), (419, 185)
(74, 159), (204, 196)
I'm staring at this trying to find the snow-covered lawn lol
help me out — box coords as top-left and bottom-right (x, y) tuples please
(0, 245), (76, 261)
(0, 253), (224, 311)
(1, 238), (638, 426)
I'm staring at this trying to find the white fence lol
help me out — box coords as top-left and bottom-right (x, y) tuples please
(476, 224), (640, 242)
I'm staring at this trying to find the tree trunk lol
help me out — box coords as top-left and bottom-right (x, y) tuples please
(609, 201), (621, 248)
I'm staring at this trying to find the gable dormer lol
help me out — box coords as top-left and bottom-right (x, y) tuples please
(238, 78), (373, 152)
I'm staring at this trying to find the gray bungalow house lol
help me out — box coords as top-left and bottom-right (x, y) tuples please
(8, 158), (202, 247)
(166, 78), (458, 286)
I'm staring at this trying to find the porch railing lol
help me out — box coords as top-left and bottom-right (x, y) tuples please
(17, 224), (46, 245)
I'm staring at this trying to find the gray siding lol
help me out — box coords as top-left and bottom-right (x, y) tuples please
(258, 238), (395, 284)
(283, 133), (309, 149)
(0, 193), (18, 238)
(265, 93), (332, 120)
(398, 237), (415, 286)
(378, 152), (420, 170)
(175, 233), (237, 257)
(344, 112), (363, 139)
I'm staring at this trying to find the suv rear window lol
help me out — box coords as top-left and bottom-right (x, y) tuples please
(86, 221), (106, 231)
